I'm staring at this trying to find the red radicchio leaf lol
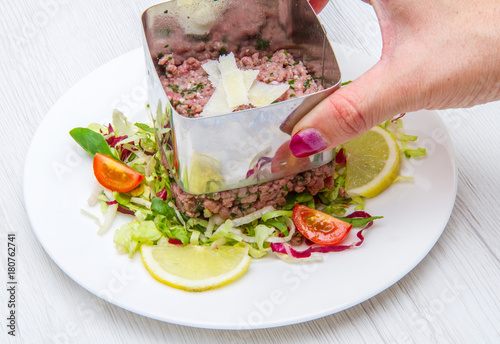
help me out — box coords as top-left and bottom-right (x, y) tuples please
(120, 149), (132, 162)
(117, 206), (135, 216)
(271, 227), (368, 258)
(246, 169), (255, 179)
(246, 156), (272, 179)
(271, 211), (375, 258)
(256, 156), (272, 168)
(106, 200), (135, 215)
(106, 135), (128, 148)
(345, 211), (372, 218)
(270, 243), (313, 258)
(168, 238), (183, 246)
(335, 148), (346, 164)
(305, 238), (315, 246)
(391, 113), (406, 123)
(157, 188), (168, 201)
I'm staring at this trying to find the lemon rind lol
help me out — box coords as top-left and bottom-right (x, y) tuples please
(140, 244), (251, 292)
(346, 126), (400, 198)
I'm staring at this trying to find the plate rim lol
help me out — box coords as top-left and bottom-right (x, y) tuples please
(23, 46), (458, 330)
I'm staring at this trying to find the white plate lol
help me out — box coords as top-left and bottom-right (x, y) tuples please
(24, 45), (457, 329)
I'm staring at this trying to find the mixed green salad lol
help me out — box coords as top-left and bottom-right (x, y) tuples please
(71, 108), (425, 263)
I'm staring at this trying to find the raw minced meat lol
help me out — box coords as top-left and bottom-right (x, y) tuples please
(158, 49), (333, 219)
(158, 49), (323, 118)
(172, 162), (335, 219)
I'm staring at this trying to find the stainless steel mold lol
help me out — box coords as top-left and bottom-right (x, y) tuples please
(142, 0), (341, 194)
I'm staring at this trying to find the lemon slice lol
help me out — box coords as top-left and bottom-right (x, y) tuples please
(140, 244), (251, 292)
(187, 152), (224, 194)
(342, 125), (400, 198)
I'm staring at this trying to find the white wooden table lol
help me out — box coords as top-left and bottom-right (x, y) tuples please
(1, 1), (499, 343)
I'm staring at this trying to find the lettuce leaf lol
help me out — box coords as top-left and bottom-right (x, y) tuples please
(336, 216), (383, 227)
(113, 220), (162, 258)
(69, 127), (116, 158)
(154, 215), (190, 245)
(254, 225), (275, 250)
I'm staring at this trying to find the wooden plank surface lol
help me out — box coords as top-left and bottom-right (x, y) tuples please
(1, 1), (499, 343)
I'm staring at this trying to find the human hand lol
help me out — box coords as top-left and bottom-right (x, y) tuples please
(291, 0), (500, 157)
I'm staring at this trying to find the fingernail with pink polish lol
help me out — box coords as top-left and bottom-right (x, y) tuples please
(289, 128), (328, 157)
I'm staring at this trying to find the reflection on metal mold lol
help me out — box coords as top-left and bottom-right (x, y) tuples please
(142, 0), (341, 194)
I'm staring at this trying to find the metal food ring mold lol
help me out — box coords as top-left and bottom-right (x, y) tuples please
(142, 0), (341, 195)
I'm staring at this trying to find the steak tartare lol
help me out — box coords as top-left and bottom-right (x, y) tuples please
(159, 49), (323, 117)
(158, 49), (335, 219)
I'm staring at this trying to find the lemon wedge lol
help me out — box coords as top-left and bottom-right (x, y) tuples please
(140, 244), (251, 292)
(342, 125), (400, 198)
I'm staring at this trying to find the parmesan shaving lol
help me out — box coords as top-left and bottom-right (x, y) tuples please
(199, 53), (290, 117)
(218, 53), (249, 108)
(202, 60), (221, 87)
(242, 69), (260, 91)
(200, 86), (231, 117)
(248, 81), (290, 107)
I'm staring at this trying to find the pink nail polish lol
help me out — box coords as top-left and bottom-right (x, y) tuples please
(289, 128), (328, 158)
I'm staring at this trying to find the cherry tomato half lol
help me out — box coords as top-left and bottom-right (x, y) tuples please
(93, 153), (144, 192)
(293, 204), (353, 246)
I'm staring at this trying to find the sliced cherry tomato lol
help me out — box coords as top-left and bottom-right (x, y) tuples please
(271, 140), (311, 174)
(93, 153), (144, 192)
(293, 204), (353, 246)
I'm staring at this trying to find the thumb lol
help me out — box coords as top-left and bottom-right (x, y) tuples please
(289, 58), (411, 157)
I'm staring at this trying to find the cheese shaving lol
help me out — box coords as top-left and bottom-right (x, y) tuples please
(218, 53), (249, 108)
(248, 81), (290, 107)
(199, 53), (289, 117)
